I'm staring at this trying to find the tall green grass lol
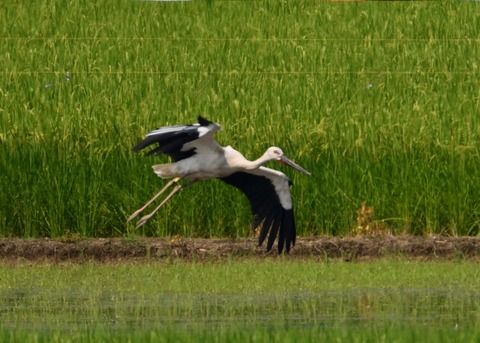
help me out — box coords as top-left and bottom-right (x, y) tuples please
(1, 0), (480, 237)
(4, 326), (480, 343)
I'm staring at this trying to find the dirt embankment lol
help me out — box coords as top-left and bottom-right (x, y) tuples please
(1, 236), (480, 264)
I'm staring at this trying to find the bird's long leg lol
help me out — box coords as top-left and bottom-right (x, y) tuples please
(127, 177), (181, 223)
(135, 179), (197, 229)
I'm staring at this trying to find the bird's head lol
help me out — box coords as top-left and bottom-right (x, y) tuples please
(266, 147), (311, 176)
(265, 147), (285, 161)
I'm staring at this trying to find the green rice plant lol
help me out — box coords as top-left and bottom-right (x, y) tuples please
(1, 0), (480, 237)
(1, 260), (480, 342)
(3, 326), (480, 343)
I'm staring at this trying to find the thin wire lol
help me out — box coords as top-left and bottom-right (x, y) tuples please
(3, 70), (478, 76)
(1, 37), (480, 42)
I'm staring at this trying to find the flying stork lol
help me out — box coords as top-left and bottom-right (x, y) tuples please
(127, 116), (310, 253)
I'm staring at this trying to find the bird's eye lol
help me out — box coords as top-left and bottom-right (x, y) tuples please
(273, 150), (280, 155)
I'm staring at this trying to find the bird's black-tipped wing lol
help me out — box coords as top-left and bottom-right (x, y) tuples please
(133, 116), (220, 162)
(219, 168), (296, 254)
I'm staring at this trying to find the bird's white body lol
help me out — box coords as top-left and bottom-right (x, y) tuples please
(153, 144), (275, 176)
(128, 116), (310, 253)
(153, 145), (230, 180)
(152, 143), (295, 210)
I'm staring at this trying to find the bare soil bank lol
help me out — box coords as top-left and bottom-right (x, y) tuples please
(1, 236), (480, 263)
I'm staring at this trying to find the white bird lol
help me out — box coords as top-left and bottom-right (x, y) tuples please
(127, 116), (310, 253)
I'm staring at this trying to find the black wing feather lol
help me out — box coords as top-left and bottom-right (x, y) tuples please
(266, 212), (282, 252)
(218, 171), (296, 253)
(283, 209), (295, 252)
(277, 213), (286, 254)
(258, 214), (274, 248)
(132, 116), (213, 162)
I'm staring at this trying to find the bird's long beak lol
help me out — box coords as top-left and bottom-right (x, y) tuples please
(279, 156), (311, 176)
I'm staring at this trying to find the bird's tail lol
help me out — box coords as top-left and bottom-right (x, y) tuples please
(152, 164), (176, 179)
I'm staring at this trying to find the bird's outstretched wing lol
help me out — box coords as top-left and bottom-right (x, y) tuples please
(133, 116), (221, 162)
(219, 167), (296, 254)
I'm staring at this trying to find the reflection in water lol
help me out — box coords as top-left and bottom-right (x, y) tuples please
(1, 288), (479, 332)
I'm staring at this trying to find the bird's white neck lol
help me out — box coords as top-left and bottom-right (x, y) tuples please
(244, 151), (275, 170)
(224, 146), (276, 172)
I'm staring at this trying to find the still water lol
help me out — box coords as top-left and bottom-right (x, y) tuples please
(1, 288), (479, 332)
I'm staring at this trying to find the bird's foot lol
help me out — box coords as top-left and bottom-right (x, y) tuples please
(127, 210), (142, 223)
(135, 214), (153, 229)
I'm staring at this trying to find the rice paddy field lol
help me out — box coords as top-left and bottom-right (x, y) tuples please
(1, 0), (480, 238)
(2, 1), (480, 342)
(1, 260), (480, 343)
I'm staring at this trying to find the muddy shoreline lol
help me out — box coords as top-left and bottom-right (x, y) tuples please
(1, 236), (479, 263)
